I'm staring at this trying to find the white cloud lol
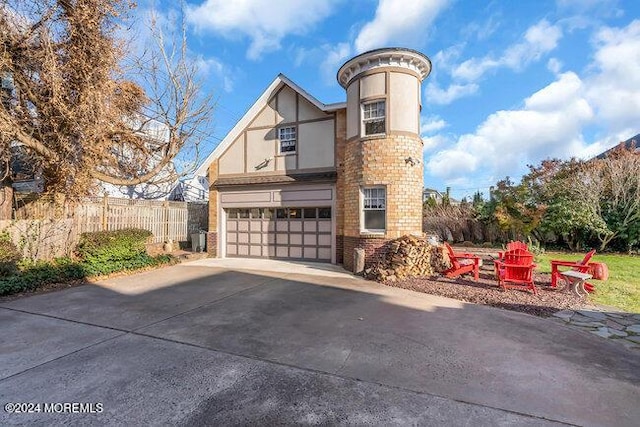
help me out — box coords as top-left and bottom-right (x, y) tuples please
(425, 19), (640, 185)
(422, 134), (450, 153)
(421, 116), (448, 134)
(585, 20), (640, 131)
(424, 82), (479, 105)
(354, 0), (450, 53)
(547, 57), (563, 74)
(452, 20), (563, 82)
(187, 0), (340, 59)
(320, 43), (353, 83)
(195, 57), (235, 92)
(426, 72), (593, 180)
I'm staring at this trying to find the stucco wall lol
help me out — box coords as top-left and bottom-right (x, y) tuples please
(389, 72), (419, 134)
(217, 83), (335, 177)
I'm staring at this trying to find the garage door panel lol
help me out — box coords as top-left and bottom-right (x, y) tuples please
(318, 235), (331, 246)
(318, 248), (331, 260)
(226, 206), (332, 262)
(318, 222), (331, 233)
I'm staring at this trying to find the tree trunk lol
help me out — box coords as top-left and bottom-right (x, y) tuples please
(0, 178), (13, 220)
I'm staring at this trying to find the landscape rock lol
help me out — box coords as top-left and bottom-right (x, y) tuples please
(627, 324), (640, 334)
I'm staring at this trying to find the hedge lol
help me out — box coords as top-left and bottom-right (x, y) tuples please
(0, 229), (173, 296)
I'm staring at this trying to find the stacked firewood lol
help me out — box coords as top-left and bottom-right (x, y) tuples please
(364, 235), (452, 282)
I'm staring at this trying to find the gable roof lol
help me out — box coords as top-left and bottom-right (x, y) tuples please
(594, 133), (640, 159)
(193, 74), (346, 178)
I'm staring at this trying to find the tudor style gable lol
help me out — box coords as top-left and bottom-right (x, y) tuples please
(213, 77), (338, 180)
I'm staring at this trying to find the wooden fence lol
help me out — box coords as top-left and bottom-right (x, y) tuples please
(2, 196), (208, 260)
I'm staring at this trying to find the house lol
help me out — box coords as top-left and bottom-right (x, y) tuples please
(423, 188), (443, 203)
(594, 133), (639, 159)
(203, 48), (432, 270)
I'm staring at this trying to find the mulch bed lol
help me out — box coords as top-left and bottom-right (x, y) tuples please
(382, 269), (590, 318)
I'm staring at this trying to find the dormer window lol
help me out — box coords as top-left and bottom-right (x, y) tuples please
(362, 100), (385, 136)
(279, 126), (297, 153)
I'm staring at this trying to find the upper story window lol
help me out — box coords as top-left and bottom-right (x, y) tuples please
(362, 100), (385, 136)
(362, 187), (386, 232)
(279, 126), (297, 153)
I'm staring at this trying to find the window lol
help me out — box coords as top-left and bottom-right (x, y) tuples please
(362, 101), (385, 135)
(362, 187), (386, 231)
(279, 126), (297, 153)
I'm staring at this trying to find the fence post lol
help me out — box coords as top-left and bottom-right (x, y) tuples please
(102, 195), (108, 231)
(163, 200), (169, 243)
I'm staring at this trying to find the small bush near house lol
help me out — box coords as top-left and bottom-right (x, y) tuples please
(75, 228), (154, 275)
(0, 258), (85, 295)
(0, 229), (174, 297)
(0, 232), (22, 276)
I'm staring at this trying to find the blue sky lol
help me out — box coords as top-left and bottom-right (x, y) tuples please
(140, 0), (640, 200)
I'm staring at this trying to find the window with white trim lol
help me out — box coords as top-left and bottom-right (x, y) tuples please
(362, 187), (386, 231)
(362, 100), (385, 136)
(279, 126), (297, 153)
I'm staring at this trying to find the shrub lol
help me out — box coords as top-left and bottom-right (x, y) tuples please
(0, 232), (22, 276)
(481, 242), (495, 248)
(76, 228), (152, 265)
(461, 240), (475, 247)
(0, 258), (85, 296)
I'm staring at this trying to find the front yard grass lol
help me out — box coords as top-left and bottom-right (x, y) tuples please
(536, 252), (640, 313)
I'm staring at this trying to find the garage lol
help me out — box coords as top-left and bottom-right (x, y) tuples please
(226, 207), (332, 262)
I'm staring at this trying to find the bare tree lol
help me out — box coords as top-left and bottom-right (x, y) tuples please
(0, 0), (213, 198)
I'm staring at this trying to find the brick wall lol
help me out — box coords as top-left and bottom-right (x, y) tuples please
(206, 232), (218, 257)
(343, 236), (390, 272)
(342, 132), (423, 268)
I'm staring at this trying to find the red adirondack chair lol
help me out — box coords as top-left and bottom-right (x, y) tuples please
(494, 248), (537, 294)
(443, 243), (480, 281)
(497, 240), (528, 260)
(550, 250), (597, 293)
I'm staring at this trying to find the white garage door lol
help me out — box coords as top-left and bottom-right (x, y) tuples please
(226, 207), (332, 262)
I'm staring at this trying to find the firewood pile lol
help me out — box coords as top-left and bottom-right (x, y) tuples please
(364, 235), (452, 282)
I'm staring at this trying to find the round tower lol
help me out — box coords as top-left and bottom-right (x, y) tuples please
(336, 48), (431, 271)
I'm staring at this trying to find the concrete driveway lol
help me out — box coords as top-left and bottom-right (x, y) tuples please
(1, 259), (639, 426)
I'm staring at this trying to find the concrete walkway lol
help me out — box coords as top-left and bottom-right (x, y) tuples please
(1, 259), (639, 426)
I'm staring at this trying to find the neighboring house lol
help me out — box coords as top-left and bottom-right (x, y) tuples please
(203, 48), (431, 269)
(423, 188), (443, 203)
(169, 175), (209, 202)
(594, 133), (640, 159)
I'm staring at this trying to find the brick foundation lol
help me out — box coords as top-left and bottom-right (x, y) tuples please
(336, 235), (344, 264)
(206, 232), (218, 257)
(343, 235), (390, 272)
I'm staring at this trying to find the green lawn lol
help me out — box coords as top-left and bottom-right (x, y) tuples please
(536, 252), (640, 313)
